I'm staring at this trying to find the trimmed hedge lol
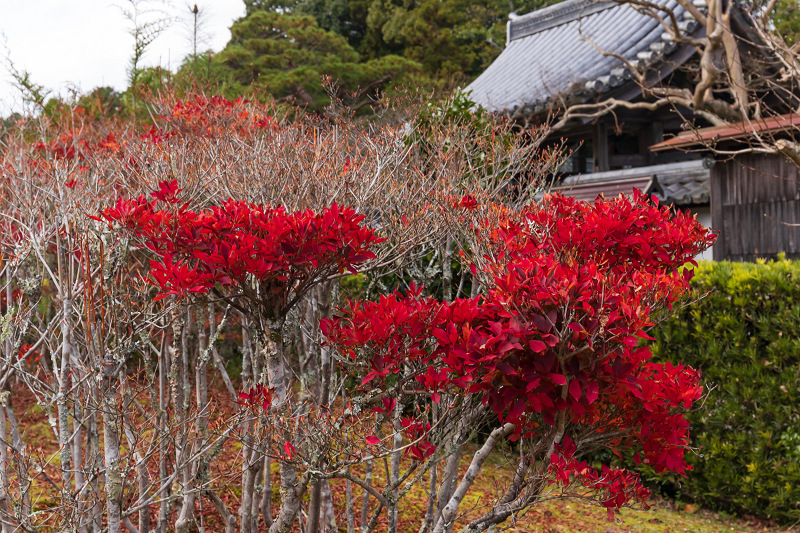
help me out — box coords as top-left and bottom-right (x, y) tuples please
(651, 258), (800, 523)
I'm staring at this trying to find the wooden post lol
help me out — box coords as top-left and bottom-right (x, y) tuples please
(710, 162), (725, 261)
(640, 122), (663, 165)
(593, 121), (609, 172)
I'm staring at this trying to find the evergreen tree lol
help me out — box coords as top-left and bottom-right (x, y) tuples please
(212, 11), (418, 109)
(774, 0), (800, 45)
(230, 0), (564, 90)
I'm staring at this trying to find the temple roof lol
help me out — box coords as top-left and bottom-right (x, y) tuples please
(466, 0), (700, 117)
(650, 113), (800, 151)
(554, 159), (712, 206)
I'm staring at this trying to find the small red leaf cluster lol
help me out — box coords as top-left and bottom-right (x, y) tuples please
(283, 441), (295, 461)
(324, 192), (715, 513)
(236, 384), (273, 413)
(401, 416), (436, 460)
(549, 436), (653, 520)
(0, 288), (22, 314)
(99, 181), (383, 307)
(33, 130), (122, 162)
(457, 194), (479, 210)
(144, 95), (278, 142)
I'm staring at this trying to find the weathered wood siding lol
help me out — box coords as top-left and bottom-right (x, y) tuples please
(711, 153), (800, 261)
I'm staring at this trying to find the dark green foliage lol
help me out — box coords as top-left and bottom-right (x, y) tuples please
(406, 89), (493, 141)
(1, 112), (23, 132)
(361, 0), (505, 84)
(244, 0), (304, 14)
(651, 258), (800, 523)
(41, 87), (124, 121)
(236, 0), (564, 90)
(77, 87), (124, 118)
(357, 0), (561, 84)
(295, 0), (365, 47)
(211, 11), (418, 109)
(774, 0), (800, 45)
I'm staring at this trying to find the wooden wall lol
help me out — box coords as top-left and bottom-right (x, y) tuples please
(711, 153), (800, 262)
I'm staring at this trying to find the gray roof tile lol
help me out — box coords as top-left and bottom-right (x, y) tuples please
(466, 0), (686, 113)
(656, 167), (711, 205)
(556, 160), (710, 206)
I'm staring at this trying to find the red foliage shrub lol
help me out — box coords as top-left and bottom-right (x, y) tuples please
(99, 180), (382, 314)
(324, 191), (715, 517)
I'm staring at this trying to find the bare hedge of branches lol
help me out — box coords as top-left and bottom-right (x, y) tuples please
(0, 92), (563, 533)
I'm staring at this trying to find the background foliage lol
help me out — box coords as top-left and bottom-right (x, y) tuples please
(205, 0), (563, 107)
(651, 258), (800, 524)
(10, 0), (800, 115)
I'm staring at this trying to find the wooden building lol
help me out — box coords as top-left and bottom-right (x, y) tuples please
(466, 0), (727, 172)
(651, 115), (800, 262)
(465, 0), (799, 261)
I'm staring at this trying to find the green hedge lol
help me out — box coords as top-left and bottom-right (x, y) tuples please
(651, 258), (800, 523)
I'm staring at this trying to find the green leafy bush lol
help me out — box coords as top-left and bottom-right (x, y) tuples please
(651, 258), (800, 523)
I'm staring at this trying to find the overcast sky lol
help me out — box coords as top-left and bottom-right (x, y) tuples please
(0, 0), (246, 114)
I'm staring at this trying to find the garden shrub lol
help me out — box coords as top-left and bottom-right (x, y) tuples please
(651, 257), (800, 523)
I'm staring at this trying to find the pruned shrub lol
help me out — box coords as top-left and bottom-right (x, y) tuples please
(652, 257), (800, 523)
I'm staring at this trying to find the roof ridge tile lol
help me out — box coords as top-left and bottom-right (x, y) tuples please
(508, 0), (616, 41)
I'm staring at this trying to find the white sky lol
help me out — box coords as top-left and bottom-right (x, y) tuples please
(0, 0), (246, 114)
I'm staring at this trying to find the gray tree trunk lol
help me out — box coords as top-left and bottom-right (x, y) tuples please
(102, 354), (123, 533)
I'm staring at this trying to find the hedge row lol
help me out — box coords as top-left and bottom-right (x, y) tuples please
(651, 258), (800, 523)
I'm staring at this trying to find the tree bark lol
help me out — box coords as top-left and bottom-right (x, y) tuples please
(207, 489), (237, 533)
(0, 392), (11, 533)
(388, 400), (403, 533)
(432, 424), (515, 533)
(157, 331), (170, 533)
(360, 459), (373, 532)
(73, 404), (85, 533)
(6, 399), (30, 530)
(102, 354), (123, 533)
(260, 453), (273, 527)
(87, 394), (102, 533)
(721, 2), (749, 119)
(345, 465), (355, 533)
(175, 308), (196, 533)
(58, 296), (73, 491)
(263, 323), (308, 533)
(239, 414), (257, 533)
(319, 480), (337, 532)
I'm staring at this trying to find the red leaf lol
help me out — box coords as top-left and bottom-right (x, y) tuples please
(568, 379), (582, 401)
(622, 336), (639, 347)
(529, 339), (547, 353)
(283, 442), (294, 460)
(525, 377), (541, 392)
(496, 363), (517, 376)
(365, 435), (381, 446)
(586, 381), (599, 404)
(550, 373), (567, 386)
(458, 195), (478, 209)
(508, 399), (525, 420)
(636, 329), (656, 340)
